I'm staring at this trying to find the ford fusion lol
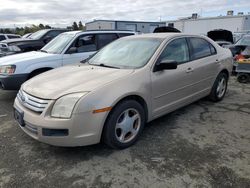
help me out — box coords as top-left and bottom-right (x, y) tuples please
(14, 33), (233, 149)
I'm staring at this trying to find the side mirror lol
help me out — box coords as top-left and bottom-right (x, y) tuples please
(67, 47), (78, 54)
(154, 60), (178, 72)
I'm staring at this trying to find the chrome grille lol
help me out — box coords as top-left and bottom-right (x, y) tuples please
(17, 90), (50, 113)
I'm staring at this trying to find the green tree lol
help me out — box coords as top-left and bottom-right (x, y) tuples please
(39, 24), (45, 29)
(72, 22), (79, 30)
(78, 21), (84, 30)
(45, 25), (51, 29)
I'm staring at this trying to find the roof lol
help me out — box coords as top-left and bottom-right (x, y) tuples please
(0, 33), (20, 36)
(123, 33), (196, 39)
(86, 19), (165, 25)
(167, 14), (250, 23)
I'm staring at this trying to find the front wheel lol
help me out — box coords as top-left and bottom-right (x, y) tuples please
(102, 100), (145, 149)
(209, 72), (228, 102)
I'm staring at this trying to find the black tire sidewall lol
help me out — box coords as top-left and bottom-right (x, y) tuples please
(210, 73), (228, 102)
(237, 74), (249, 83)
(103, 100), (146, 149)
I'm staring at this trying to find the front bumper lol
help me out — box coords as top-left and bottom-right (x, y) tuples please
(0, 74), (29, 90)
(13, 98), (108, 147)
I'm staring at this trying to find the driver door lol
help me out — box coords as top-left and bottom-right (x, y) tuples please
(151, 37), (195, 118)
(62, 34), (97, 66)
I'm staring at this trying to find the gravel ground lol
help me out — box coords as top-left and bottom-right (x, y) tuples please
(0, 78), (250, 188)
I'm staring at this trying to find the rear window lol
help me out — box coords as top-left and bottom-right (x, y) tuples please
(97, 34), (118, 49)
(46, 31), (64, 38)
(189, 38), (215, 60)
(0, 35), (6, 41)
(7, 35), (20, 39)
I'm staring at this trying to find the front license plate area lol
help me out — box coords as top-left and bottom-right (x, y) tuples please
(14, 108), (25, 127)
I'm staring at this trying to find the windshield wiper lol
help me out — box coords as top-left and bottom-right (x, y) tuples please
(98, 63), (120, 69)
(40, 49), (48, 53)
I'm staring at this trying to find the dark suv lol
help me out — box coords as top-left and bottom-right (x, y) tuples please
(0, 29), (68, 57)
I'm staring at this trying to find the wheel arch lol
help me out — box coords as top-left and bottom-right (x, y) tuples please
(28, 67), (53, 79)
(100, 94), (149, 146)
(220, 69), (230, 79)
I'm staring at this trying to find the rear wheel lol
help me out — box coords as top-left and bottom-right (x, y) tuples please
(237, 73), (250, 83)
(102, 100), (145, 149)
(209, 72), (228, 102)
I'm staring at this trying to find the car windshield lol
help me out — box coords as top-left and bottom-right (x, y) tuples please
(88, 38), (162, 69)
(29, 30), (48, 39)
(236, 35), (250, 46)
(41, 33), (75, 54)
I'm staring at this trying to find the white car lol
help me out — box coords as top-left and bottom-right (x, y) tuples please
(0, 33), (21, 41)
(0, 30), (135, 90)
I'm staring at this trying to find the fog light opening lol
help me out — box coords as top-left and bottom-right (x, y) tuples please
(42, 128), (69, 136)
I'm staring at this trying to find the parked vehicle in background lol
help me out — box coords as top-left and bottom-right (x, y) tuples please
(234, 46), (250, 83)
(0, 30), (135, 90)
(153, 26), (181, 33)
(225, 34), (250, 74)
(214, 40), (233, 47)
(0, 29), (68, 57)
(22, 33), (32, 38)
(0, 34), (21, 41)
(207, 29), (233, 47)
(233, 31), (250, 43)
(13, 33), (233, 149)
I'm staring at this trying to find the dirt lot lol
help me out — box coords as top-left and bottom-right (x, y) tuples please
(0, 78), (250, 188)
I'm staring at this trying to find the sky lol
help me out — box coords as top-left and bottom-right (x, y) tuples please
(0, 0), (250, 28)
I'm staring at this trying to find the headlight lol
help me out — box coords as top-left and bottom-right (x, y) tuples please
(51, 92), (88, 119)
(8, 45), (21, 52)
(0, 65), (16, 74)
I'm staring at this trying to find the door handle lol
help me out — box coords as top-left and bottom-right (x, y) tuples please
(186, 67), (194, 73)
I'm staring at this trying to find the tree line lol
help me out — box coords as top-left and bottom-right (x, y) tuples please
(0, 21), (85, 36)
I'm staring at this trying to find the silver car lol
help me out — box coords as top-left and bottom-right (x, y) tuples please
(13, 33), (233, 149)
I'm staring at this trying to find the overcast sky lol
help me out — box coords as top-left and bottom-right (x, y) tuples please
(1, 0), (250, 28)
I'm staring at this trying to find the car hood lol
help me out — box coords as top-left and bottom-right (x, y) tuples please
(0, 51), (61, 66)
(22, 65), (134, 99)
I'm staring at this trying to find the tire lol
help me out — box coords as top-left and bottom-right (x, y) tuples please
(209, 72), (228, 102)
(102, 100), (146, 149)
(237, 73), (250, 83)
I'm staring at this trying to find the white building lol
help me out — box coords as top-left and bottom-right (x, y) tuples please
(86, 20), (166, 33)
(166, 12), (250, 35)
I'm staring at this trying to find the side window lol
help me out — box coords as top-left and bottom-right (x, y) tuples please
(0, 35), (6, 41)
(70, 34), (97, 53)
(97, 34), (118, 49)
(210, 44), (216, 55)
(45, 31), (62, 38)
(158, 38), (189, 64)
(189, 38), (214, 60)
(7, 35), (20, 39)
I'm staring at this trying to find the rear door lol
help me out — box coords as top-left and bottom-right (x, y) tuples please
(62, 34), (97, 65)
(186, 37), (219, 92)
